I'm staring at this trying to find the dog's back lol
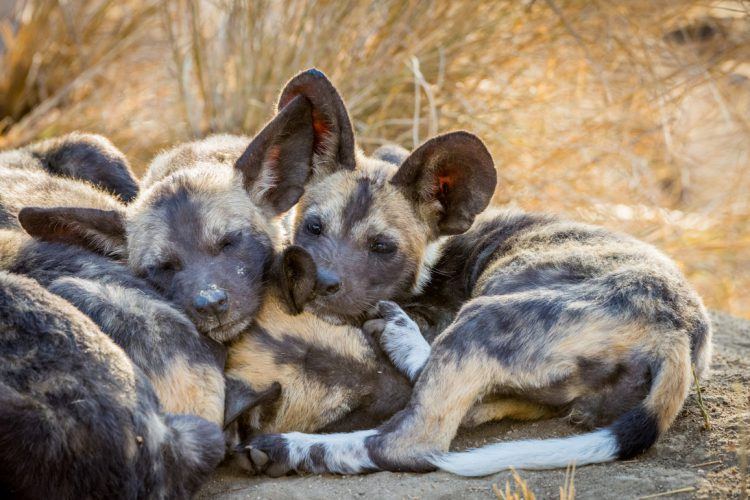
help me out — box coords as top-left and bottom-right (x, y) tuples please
(0, 132), (138, 202)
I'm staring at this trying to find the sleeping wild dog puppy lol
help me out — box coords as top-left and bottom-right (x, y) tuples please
(239, 70), (712, 476)
(19, 95), (317, 345)
(225, 245), (411, 455)
(0, 135), (229, 425)
(0, 271), (223, 498)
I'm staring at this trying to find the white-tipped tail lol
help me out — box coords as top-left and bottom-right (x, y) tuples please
(429, 429), (619, 477)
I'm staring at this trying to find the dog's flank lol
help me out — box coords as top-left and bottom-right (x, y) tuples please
(241, 70), (711, 477)
(0, 271), (223, 497)
(226, 246), (411, 440)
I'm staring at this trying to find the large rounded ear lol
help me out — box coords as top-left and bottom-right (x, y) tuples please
(391, 131), (496, 236)
(278, 245), (318, 315)
(234, 95), (315, 215)
(17, 206), (127, 258)
(277, 69), (356, 175)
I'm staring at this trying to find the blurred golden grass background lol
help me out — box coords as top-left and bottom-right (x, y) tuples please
(0, 0), (748, 317)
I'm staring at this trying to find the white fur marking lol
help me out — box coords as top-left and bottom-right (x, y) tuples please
(380, 308), (431, 382)
(430, 429), (619, 477)
(412, 237), (447, 294)
(283, 429), (378, 474)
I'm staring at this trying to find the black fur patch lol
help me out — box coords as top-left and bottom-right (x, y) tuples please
(245, 433), (292, 469)
(249, 324), (411, 431)
(33, 137), (139, 203)
(363, 425), (436, 473)
(341, 178), (373, 234)
(308, 443), (327, 469)
(611, 406), (660, 459)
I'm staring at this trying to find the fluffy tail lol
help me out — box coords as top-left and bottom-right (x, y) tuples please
(431, 340), (692, 477)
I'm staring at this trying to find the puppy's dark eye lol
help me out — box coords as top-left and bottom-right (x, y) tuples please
(370, 238), (397, 255)
(219, 230), (243, 252)
(159, 260), (181, 273)
(148, 258), (181, 276)
(305, 216), (323, 236)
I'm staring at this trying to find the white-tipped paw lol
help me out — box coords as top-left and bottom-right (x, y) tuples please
(369, 301), (430, 382)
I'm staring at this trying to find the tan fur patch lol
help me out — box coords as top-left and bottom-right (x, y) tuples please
(226, 294), (376, 433)
(151, 356), (225, 425)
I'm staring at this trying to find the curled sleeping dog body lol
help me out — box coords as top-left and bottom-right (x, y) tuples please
(0, 131), (138, 203)
(240, 69), (711, 477)
(247, 208), (712, 477)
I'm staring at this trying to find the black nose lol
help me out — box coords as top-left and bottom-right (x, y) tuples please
(193, 287), (229, 316)
(316, 268), (341, 296)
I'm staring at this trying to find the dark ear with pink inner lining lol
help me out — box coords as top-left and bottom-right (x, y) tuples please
(234, 94), (315, 215)
(391, 131), (497, 236)
(277, 69), (356, 176)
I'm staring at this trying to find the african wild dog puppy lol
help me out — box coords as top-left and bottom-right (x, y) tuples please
(0, 138), (229, 425)
(225, 245), (411, 458)
(0, 131), (139, 203)
(0, 271), (224, 498)
(238, 71), (712, 477)
(20, 94), (317, 345)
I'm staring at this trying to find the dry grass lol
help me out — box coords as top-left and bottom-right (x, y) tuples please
(560, 463), (576, 500)
(493, 468), (537, 500)
(0, 0), (157, 142)
(492, 464), (576, 500)
(0, 0), (748, 317)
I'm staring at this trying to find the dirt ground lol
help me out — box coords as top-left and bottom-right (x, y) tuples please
(198, 312), (750, 499)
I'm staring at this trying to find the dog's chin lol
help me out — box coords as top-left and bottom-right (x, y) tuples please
(199, 315), (253, 343)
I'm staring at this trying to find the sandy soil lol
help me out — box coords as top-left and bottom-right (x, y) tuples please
(198, 312), (750, 499)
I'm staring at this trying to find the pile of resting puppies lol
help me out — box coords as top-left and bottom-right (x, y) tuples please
(0, 70), (712, 497)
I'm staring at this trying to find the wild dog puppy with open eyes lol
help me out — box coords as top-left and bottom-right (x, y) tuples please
(225, 245), (411, 453)
(0, 137), (229, 425)
(20, 95), (316, 345)
(0, 271), (224, 498)
(240, 70), (712, 477)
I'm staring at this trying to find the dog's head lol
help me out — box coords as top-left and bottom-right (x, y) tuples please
(18, 95), (316, 342)
(279, 70), (497, 323)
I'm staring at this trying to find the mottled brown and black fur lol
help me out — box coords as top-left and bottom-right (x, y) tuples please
(226, 246), (411, 445)
(239, 71), (712, 477)
(0, 271), (223, 498)
(0, 138), (228, 425)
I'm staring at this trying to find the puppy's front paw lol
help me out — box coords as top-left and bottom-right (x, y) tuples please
(374, 301), (430, 382)
(239, 434), (294, 477)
